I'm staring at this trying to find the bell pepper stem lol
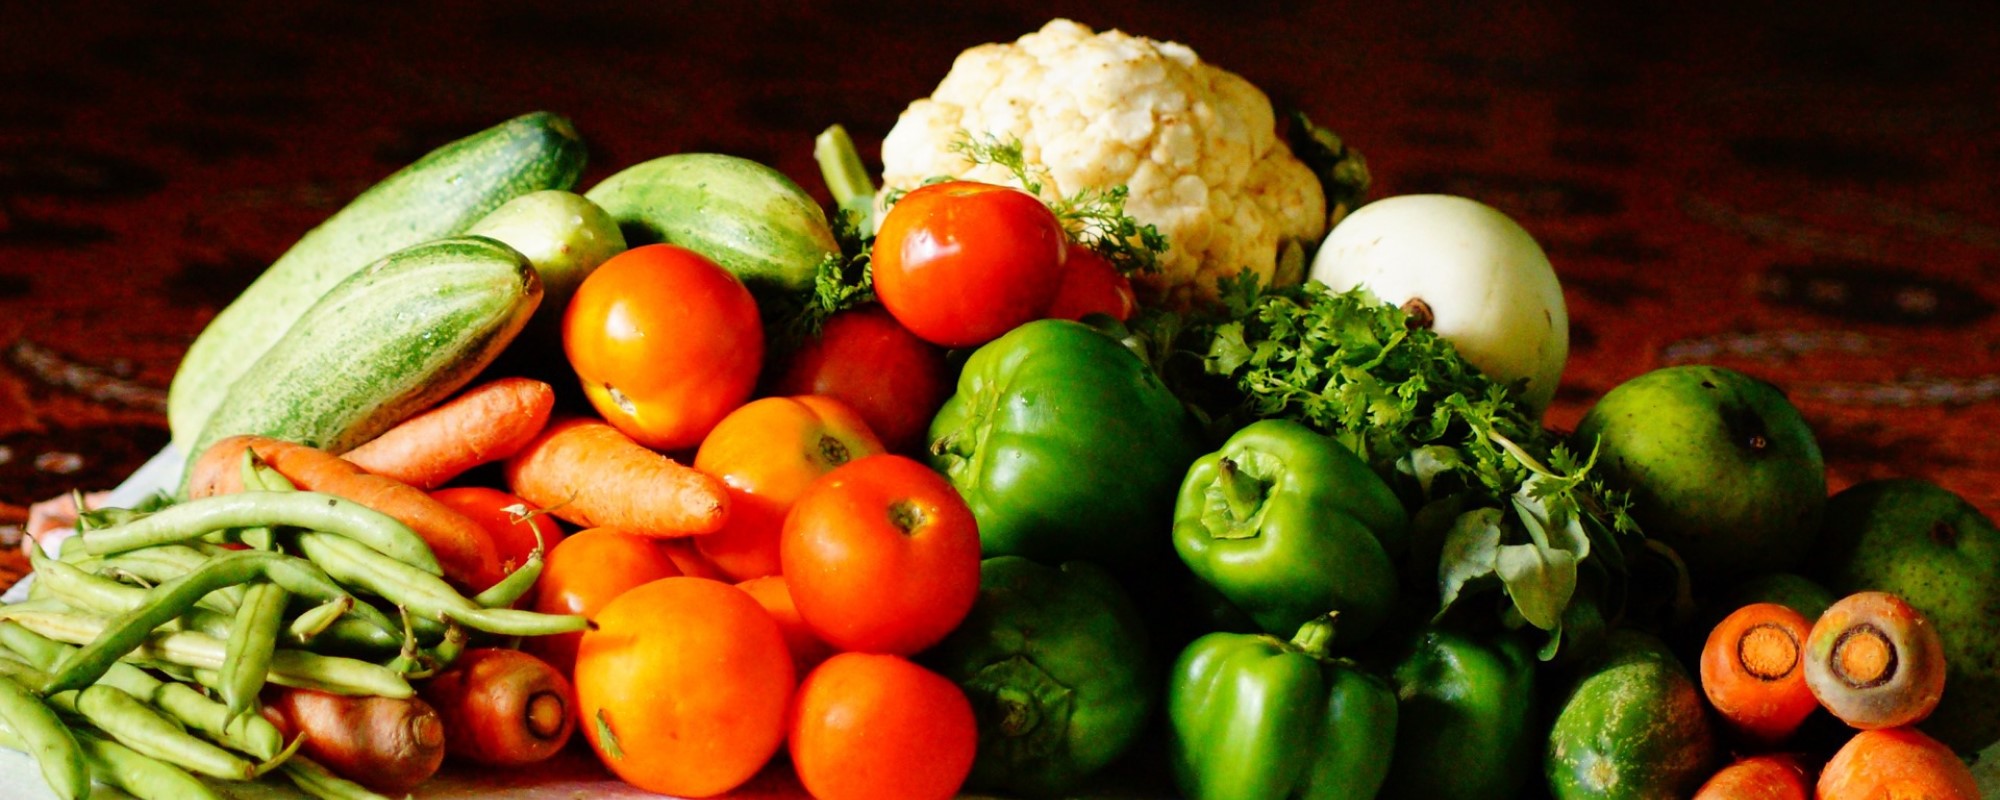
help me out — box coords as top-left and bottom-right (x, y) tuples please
(1214, 457), (1266, 527)
(1290, 613), (1340, 660)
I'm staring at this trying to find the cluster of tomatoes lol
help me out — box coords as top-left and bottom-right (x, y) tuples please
(438, 178), (1142, 799)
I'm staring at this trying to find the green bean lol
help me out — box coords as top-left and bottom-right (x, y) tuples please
(56, 534), (93, 562)
(43, 550), (284, 694)
(220, 582), (288, 722)
(296, 531), (585, 637)
(8, 609), (413, 699)
(472, 546), (543, 608)
(93, 546), (245, 614)
(287, 596), (353, 643)
(260, 555), (398, 637)
(70, 726), (223, 800)
(0, 675), (86, 800)
(81, 490), (442, 576)
(282, 753), (395, 800)
(28, 544), (150, 616)
(72, 684), (257, 780)
(300, 615), (402, 659)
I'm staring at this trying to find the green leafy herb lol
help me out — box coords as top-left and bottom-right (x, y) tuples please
(949, 132), (1169, 275)
(1151, 278), (1638, 658)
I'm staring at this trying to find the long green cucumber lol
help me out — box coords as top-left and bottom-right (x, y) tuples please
(181, 236), (541, 488)
(583, 152), (838, 299)
(168, 111), (586, 453)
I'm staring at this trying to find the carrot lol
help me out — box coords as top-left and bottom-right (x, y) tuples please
(1693, 753), (1811, 800)
(263, 686), (446, 796)
(1700, 602), (1818, 746)
(502, 416), (730, 536)
(418, 648), (576, 767)
(188, 435), (505, 592)
(341, 377), (556, 490)
(1803, 591), (1946, 730)
(1817, 727), (1978, 800)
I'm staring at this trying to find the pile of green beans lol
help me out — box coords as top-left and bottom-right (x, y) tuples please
(0, 458), (585, 800)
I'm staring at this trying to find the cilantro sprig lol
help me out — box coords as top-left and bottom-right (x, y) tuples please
(1141, 277), (1640, 660)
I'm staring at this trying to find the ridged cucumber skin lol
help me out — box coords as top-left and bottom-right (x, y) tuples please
(168, 111), (587, 453)
(180, 236), (541, 490)
(583, 152), (838, 298)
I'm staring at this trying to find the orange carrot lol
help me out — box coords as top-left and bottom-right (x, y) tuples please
(341, 377), (556, 490)
(1700, 602), (1819, 746)
(1803, 591), (1946, 730)
(1817, 728), (1977, 800)
(1693, 754), (1812, 800)
(189, 435), (505, 592)
(263, 686), (446, 796)
(502, 416), (730, 536)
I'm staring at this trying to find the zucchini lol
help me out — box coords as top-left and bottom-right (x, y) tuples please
(180, 236), (541, 490)
(168, 111), (587, 453)
(583, 153), (838, 300)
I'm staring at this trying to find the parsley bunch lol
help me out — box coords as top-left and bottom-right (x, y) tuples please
(1145, 277), (1641, 659)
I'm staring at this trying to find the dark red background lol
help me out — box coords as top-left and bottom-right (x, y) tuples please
(4, 0), (1999, 592)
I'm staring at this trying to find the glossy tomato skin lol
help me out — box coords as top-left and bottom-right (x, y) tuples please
(429, 487), (566, 583)
(564, 244), (763, 451)
(525, 527), (682, 677)
(788, 652), (978, 800)
(692, 395), (885, 581)
(780, 454), (981, 655)
(576, 577), (794, 798)
(871, 181), (1066, 348)
(776, 306), (951, 455)
(1044, 243), (1138, 323)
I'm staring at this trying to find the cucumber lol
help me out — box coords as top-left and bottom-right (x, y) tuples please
(466, 189), (626, 341)
(180, 236), (541, 490)
(583, 153), (838, 300)
(168, 111), (587, 453)
(1545, 630), (1718, 800)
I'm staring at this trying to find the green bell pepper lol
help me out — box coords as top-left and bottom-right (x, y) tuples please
(1173, 419), (1408, 644)
(923, 556), (1155, 797)
(929, 318), (1203, 565)
(1166, 615), (1398, 800)
(1377, 623), (1539, 800)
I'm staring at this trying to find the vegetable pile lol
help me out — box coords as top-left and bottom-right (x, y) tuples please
(5, 15), (1999, 800)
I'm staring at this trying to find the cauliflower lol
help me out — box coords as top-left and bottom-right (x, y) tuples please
(878, 19), (1329, 308)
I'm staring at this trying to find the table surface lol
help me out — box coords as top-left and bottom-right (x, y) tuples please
(2, 0), (1999, 795)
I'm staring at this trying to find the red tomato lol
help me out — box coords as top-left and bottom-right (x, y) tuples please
(564, 244), (764, 451)
(525, 528), (682, 677)
(780, 454), (980, 655)
(693, 395), (886, 581)
(788, 653), (977, 800)
(1044, 243), (1138, 322)
(871, 181), (1066, 347)
(429, 487), (565, 582)
(775, 306), (951, 455)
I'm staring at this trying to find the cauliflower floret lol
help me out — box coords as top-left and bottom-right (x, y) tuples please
(879, 19), (1327, 308)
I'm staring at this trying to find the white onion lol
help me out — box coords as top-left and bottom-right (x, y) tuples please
(1308, 194), (1569, 416)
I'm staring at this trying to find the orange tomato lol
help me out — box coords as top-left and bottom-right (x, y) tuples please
(525, 528), (681, 677)
(576, 577), (795, 798)
(787, 652), (977, 800)
(737, 575), (834, 679)
(1818, 727), (1979, 800)
(564, 243), (764, 451)
(1694, 753), (1811, 800)
(429, 486), (566, 579)
(780, 454), (980, 655)
(693, 395), (886, 581)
